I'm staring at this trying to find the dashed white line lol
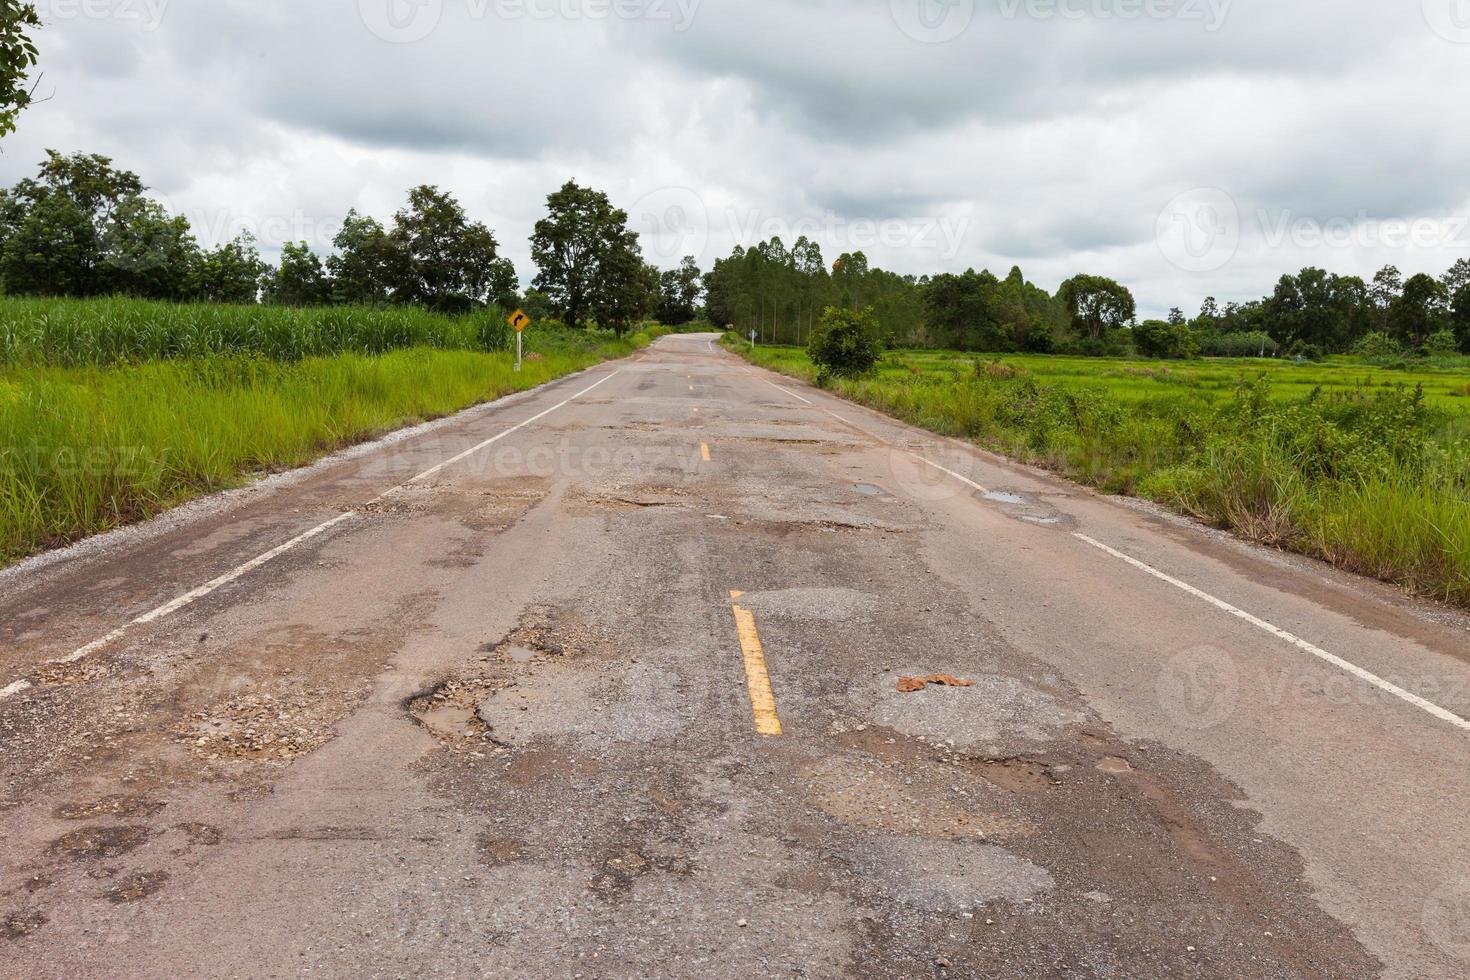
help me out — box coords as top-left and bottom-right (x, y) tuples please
(760, 378), (812, 405)
(1074, 533), (1470, 733)
(1, 370), (622, 697)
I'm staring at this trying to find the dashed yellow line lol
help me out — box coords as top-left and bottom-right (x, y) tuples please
(729, 591), (783, 736)
(701, 442), (712, 462)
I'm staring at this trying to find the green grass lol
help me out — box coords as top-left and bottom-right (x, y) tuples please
(730, 339), (1470, 608)
(0, 297), (664, 564)
(0, 295), (519, 366)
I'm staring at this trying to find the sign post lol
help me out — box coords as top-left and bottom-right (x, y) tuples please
(508, 309), (530, 371)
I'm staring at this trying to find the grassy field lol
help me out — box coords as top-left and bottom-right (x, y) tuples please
(730, 340), (1470, 608)
(0, 296), (661, 564)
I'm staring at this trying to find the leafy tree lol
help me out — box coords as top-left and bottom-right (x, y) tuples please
(387, 185), (513, 312)
(1441, 258), (1470, 299)
(265, 241), (330, 307)
(924, 270), (989, 350)
(193, 232), (267, 304)
(0, 150), (147, 295)
(1058, 274), (1136, 343)
(327, 209), (393, 305)
(98, 195), (200, 300)
(1134, 319), (1200, 359)
(655, 255), (702, 325)
(531, 180), (636, 329)
(0, 1), (39, 138)
(809, 305), (882, 380)
(1390, 273), (1448, 350)
(1370, 265), (1403, 333)
(593, 249), (657, 338)
(1452, 285), (1470, 354)
(1263, 267), (1366, 353)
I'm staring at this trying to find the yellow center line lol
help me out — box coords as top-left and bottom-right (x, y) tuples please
(701, 442), (712, 462)
(729, 590), (783, 737)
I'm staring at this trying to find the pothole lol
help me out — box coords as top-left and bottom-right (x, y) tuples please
(960, 757), (1060, 794)
(103, 870), (169, 904)
(409, 677), (504, 751)
(50, 825), (151, 861)
(54, 794), (166, 821)
(173, 685), (359, 762)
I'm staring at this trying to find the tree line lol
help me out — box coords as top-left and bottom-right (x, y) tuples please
(703, 236), (1470, 358)
(0, 152), (699, 337)
(3, 150), (1469, 358)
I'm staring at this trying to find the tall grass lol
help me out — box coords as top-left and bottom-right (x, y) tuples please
(0, 298), (663, 562)
(733, 340), (1470, 608)
(0, 295), (516, 366)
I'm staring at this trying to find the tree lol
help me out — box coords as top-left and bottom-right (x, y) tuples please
(193, 232), (267, 304)
(1370, 265), (1403, 333)
(1263, 267), (1366, 353)
(1390, 273), (1448, 350)
(531, 180), (636, 329)
(1133, 319), (1199, 359)
(0, 150), (147, 296)
(1441, 258), (1470, 299)
(328, 209), (393, 305)
(1058, 274), (1135, 343)
(924, 270), (989, 350)
(809, 305), (882, 380)
(593, 248), (657, 338)
(655, 255), (702, 325)
(265, 241), (330, 307)
(1452, 285), (1470, 354)
(98, 195), (200, 300)
(387, 185), (512, 312)
(0, 1), (39, 138)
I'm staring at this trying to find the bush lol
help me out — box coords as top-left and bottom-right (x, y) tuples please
(1424, 330), (1459, 356)
(1199, 331), (1279, 358)
(1133, 319), (1200, 359)
(1352, 331), (1401, 357)
(809, 306), (882, 381)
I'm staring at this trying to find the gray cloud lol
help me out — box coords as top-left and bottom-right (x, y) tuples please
(0, 0), (1465, 318)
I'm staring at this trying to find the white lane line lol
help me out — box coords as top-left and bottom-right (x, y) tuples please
(760, 378), (813, 405)
(49, 511), (359, 667)
(0, 370), (623, 694)
(1074, 533), (1470, 733)
(908, 452), (991, 496)
(408, 372), (618, 484)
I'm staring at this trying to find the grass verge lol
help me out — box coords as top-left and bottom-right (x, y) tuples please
(1, 325), (662, 565)
(728, 338), (1470, 608)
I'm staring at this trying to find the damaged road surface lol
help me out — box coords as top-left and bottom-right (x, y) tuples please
(2, 334), (1470, 978)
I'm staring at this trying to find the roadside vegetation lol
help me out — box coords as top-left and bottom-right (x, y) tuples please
(0, 297), (663, 564)
(734, 330), (1470, 608)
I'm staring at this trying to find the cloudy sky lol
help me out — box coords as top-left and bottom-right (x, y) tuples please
(3, 0), (1467, 316)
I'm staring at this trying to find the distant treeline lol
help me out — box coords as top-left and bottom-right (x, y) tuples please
(705, 238), (1470, 359)
(3, 150), (1469, 358)
(0, 151), (696, 338)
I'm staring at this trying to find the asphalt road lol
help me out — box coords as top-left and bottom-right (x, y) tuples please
(3, 333), (1470, 978)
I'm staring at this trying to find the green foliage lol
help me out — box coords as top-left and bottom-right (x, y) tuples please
(388, 184), (515, 312)
(808, 305), (882, 381)
(1424, 329), (1459, 356)
(1200, 331), (1278, 358)
(0, 1), (39, 137)
(0, 295), (516, 366)
(656, 256), (702, 325)
(1058, 274), (1136, 342)
(530, 180), (651, 331)
(1133, 319), (1200, 359)
(1351, 331), (1401, 357)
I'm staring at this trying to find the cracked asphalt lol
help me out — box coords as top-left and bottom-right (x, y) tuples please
(3, 333), (1470, 977)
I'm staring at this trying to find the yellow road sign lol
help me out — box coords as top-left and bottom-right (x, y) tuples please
(508, 309), (530, 332)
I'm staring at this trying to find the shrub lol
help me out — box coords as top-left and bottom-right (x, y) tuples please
(809, 306), (882, 381)
(1134, 319), (1200, 359)
(1424, 329), (1459, 356)
(1352, 331), (1401, 357)
(1200, 331), (1279, 358)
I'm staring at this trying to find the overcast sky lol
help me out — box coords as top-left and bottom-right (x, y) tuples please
(3, 0), (1467, 316)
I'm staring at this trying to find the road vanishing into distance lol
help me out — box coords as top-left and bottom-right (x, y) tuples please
(3, 333), (1470, 978)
